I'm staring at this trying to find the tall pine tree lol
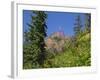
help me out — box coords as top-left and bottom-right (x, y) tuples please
(84, 13), (91, 33)
(23, 11), (48, 69)
(74, 15), (82, 36)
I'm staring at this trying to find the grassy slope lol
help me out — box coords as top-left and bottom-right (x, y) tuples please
(44, 33), (91, 68)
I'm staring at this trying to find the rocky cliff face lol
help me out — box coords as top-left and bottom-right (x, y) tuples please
(45, 31), (69, 53)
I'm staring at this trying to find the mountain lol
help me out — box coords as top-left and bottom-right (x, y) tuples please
(45, 31), (70, 53)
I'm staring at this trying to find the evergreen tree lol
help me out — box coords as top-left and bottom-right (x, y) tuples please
(74, 15), (82, 36)
(23, 11), (48, 68)
(84, 13), (91, 33)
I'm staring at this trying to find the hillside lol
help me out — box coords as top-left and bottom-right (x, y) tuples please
(43, 33), (91, 67)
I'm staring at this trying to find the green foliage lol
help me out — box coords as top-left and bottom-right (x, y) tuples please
(43, 33), (91, 67)
(23, 11), (48, 69)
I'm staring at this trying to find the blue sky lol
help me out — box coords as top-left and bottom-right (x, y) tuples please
(23, 10), (85, 36)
